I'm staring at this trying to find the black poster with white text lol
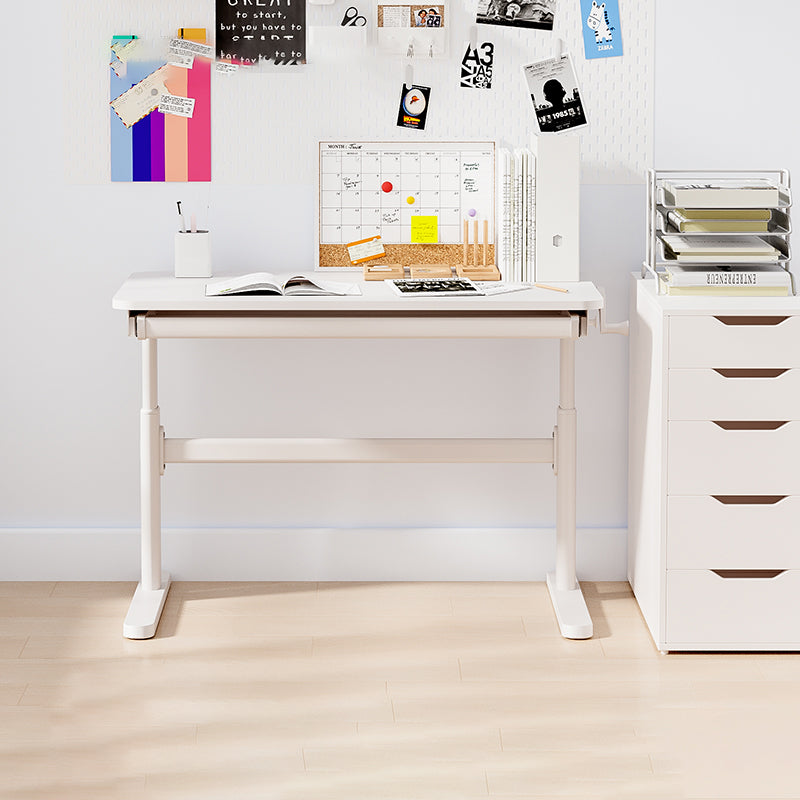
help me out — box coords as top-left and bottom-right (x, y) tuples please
(216, 0), (306, 66)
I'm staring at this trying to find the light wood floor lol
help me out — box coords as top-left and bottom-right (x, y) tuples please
(1, 581), (798, 799)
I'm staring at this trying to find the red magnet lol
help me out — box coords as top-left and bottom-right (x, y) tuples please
(381, 181), (394, 192)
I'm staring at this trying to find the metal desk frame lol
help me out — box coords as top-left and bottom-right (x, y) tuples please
(113, 275), (605, 640)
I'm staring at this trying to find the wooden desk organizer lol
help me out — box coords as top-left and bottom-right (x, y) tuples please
(460, 218), (500, 281)
(363, 263), (405, 281)
(456, 263), (501, 280)
(410, 263), (453, 278)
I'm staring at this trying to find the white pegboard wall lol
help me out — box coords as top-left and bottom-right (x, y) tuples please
(63, 0), (653, 185)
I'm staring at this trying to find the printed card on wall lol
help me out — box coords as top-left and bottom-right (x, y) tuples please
(475, 0), (555, 31)
(397, 84), (431, 129)
(109, 31), (211, 182)
(460, 42), (494, 88)
(216, 0), (306, 66)
(522, 53), (588, 134)
(581, 0), (622, 59)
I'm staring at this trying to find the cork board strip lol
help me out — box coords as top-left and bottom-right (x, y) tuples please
(319, 244), (495, 268)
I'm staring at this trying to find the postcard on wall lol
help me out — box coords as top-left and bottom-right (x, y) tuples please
(216, 0), (306, 66)
(475, 0), (555, 31)
(580, 0), (622, 59)
(522, 53), (588, 134)
(460, 41), (494, 89)
(412, 5), (444, 26)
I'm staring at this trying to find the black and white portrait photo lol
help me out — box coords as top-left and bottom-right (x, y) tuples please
(476, 0), (555, 30)
(523, 54), (588, 133)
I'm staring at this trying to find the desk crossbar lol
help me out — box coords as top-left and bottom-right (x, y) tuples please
(164, 437), (555, 465)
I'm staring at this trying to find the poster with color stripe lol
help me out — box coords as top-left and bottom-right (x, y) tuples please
(110, 32), (211, 182)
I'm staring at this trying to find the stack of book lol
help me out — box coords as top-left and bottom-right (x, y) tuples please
(661, 178), (781, 208)
(665, 207), (771, 234)
(497, 147), (535, 283)
(658, 235), (792, 296)
(653, 175), (793, 296)
(661, 234), (781, 264)
(657, 263), (793, 296)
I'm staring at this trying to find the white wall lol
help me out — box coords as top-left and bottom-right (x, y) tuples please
(0, 0), (666, 579)
(654, 0), (800, 175)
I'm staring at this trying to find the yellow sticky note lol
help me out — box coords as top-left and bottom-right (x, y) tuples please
(411, 216), (438, 244)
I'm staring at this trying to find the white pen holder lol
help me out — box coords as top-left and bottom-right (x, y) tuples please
(174, 231), (212, 278)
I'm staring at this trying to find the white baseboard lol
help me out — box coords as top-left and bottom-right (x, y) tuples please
(0, 527), (627, 582)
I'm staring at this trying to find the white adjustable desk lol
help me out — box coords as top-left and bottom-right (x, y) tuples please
(113, 273), (604, 640)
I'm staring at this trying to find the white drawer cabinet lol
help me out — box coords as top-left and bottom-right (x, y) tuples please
(628, 276), (800, 651)
(667, 496), (800, 569)
(669, 368), (800, 420)
(666, 570), (800, 646)
(669, 315), (800, 368)
(667, 421), (800, 495)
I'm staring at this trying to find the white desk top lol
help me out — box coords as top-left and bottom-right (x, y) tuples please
(113, 273), (604, 313)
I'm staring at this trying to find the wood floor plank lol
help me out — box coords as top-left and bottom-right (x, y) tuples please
(0, 580), (797, 800)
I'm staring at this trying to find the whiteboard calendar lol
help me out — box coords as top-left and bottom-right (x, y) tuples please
(318, 142), (495, 251)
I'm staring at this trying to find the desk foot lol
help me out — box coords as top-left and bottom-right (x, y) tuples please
(123, 573), (171, 639)
(546, 572), (593, 639)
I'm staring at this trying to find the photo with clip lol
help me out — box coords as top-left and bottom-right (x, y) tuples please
(523, 53), (588, 134)
(411, 5), (444, 27)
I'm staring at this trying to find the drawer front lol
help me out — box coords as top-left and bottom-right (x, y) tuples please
(667, 496), (800, 569)
(668, 368), (800, 421)
(668, 421), (800, 495)
(669, 315), (800, 368)
(666, 569), (800, 646)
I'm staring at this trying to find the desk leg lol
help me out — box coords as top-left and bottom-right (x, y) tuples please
(546, 337), (593, 639)
(123, 337), (171, 639)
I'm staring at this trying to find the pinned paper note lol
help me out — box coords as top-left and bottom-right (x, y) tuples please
(159, 93), (196, 118)
(411, 216), (438, 243)
(169, 38), (214, 60)
(346, 236), (386, 264)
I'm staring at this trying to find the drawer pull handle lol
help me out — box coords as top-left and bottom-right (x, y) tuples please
(713, 368), (788, 379)
(714, 316), (789, 326)
(712, 495), (787, 505)
(712, 569), (786, 579)
(712, 420), (788, 430)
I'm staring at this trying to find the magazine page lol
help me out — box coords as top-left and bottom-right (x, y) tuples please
(205, 273), (281, 296)
(281, 274), (362, 296)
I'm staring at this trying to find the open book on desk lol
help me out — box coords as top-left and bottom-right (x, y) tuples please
(205, 272), (361, 297)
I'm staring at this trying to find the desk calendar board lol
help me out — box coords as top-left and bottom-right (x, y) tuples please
(318, 141), (495, 269)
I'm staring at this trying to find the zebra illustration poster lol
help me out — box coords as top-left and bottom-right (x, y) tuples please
(580, 0), (623, 59)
